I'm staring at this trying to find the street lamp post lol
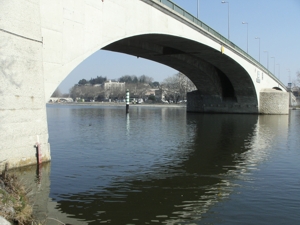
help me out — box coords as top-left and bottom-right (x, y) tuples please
(221, 1), (230, 40)
(255, 37), (260, 62)
(242, 22), (248, 53)
(287, 69), (291, 91)
(264, 51), (269, 71)
(197, 0), (199, 19)
(271, 56), (275, 76)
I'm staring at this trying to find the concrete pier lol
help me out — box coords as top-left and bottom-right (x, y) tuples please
(187, 89), (289, 114)
(0, 1), (51, 170)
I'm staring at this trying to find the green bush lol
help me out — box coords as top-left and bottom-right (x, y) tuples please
(148, 95), (156, 101)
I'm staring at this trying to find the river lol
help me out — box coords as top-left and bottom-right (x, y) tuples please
(13, 104), (300, 224)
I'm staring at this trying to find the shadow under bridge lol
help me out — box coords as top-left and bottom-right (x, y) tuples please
(103, 34), (258, 113)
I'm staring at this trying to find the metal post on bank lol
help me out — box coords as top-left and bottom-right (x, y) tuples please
(126, 89), (130, 114)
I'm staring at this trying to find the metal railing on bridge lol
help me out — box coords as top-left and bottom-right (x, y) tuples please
(152, 0), (285, 89)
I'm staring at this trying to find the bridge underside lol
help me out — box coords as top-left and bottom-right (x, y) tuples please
(103, 34), (258, 113)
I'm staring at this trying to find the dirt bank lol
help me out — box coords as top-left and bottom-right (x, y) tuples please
(0, 165), (33, 224)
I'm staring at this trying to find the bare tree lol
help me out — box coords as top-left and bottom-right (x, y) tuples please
(123, 76), (153, 99)
(161, 72), (196, 103)
(70, 85), (86, 100)
(87, 85), (103, 101)
(297, 71), (300, 86)
(135, 83), (151, 99)
(70, 84), (104, 101)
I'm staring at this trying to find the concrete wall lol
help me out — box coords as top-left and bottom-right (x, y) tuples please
(187, 90), (258, 114)
(259, 89), (289, 114)
(0, 0), (50, 170)
(187, 88), (289, 114)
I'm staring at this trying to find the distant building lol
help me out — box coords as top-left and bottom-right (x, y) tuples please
(145, 88), (157, 96)
(154, 89), (163, 100)
(102, 80), (125, 91)
(102, 80), (125, 99)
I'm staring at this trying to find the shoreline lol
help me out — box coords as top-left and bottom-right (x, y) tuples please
(0, 167), (33, 224)
(48, 102), (187, 108)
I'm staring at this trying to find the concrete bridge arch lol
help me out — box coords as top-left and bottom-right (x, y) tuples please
(40, 0), (253, 101)
(0, 0), (289, 169)
(102, 34), (255, 109)
(41, 0), (285, 113)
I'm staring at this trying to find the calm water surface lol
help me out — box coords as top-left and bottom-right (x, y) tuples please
(20, 104), (300, 224)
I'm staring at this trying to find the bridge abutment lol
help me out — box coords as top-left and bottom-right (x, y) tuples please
(187, 91), (258, 114)
(187, 89), (289, 114)
(0, 0), (51, 170)
(259, 89), (289, 114)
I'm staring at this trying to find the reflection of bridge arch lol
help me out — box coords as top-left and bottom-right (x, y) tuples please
(13, 111), (289, 224)
(45, 113), (261, 224)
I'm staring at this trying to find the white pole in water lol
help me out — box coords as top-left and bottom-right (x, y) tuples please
(126, 89), (130, 114)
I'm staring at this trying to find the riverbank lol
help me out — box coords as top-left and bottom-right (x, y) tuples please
(0, 165), (33, 224)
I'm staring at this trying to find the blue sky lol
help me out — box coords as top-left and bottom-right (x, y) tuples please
(59, 0), (300, 93)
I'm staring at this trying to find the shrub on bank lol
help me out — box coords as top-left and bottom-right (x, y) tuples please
(0, 164), (33, 224)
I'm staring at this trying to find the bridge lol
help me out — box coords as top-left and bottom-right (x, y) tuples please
(0, 0), (290, 169)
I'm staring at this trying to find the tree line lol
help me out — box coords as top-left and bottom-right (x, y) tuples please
(52, 73), (196, 103)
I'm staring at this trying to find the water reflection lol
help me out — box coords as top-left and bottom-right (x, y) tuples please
(126, 113), (130, 139)
(40, 106), (291, 224)
(8, 164), (48, 220)
(52, 110), (258, 224)
(9, 163), (89, 225)
(236, 115), (289, 171)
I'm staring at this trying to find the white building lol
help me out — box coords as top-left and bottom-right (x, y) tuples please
(103, 80), (125, 91)
(102, 80), (125, 99)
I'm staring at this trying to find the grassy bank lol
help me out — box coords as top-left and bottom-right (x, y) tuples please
(0, 164), (33, 224)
